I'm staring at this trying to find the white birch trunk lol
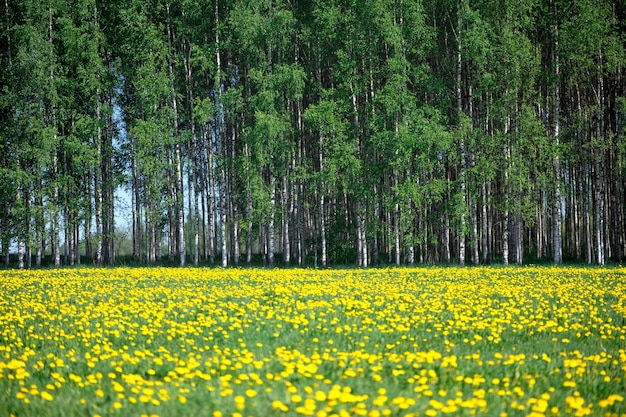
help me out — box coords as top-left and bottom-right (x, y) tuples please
(503, 117), (510, 265)
(359, 209), (368, 267)
(52, 154), (61, 267)
(319, 140), (327, 267)
(282, 176), (290, 265)
(17, 238), (24, 270)
(481, 184), (488, 262)
(16, 187), (24, 269)
(246, 180), (253, 264)
(268, 175), (276, 267)
(515, 213), (524, 265)
(503, 208), (509, 265)
(552, 1), (563, 264)
(176, 146), (185, 267)
(456, 0), (466, 266)
(220, 202), (227, 267)
(215, 0), (227, 268)
(471, 197), (479, 265)
(595, 165), (605, 265)
(443, 210), (450, 263)
(595, 56), (606, 265)
(208, 127), (216, 264)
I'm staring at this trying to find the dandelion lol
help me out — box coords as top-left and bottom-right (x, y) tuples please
(315, 390), (327, 402)
(373, 394), (387, 407)
(234, 394), (246, 410)
(1, 266), (625, 416)
(272, 399), (289, 412)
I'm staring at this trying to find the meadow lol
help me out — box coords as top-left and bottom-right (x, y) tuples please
(0, 266), (625, 417)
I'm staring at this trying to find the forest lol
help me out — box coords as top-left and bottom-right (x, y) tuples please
(1, 0), (625, 268)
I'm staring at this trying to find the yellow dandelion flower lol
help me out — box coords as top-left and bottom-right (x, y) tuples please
(315, 390), (327, 402)
(272, 399), (289, 412)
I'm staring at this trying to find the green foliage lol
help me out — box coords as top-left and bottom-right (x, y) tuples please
(0, 0), (624, 266)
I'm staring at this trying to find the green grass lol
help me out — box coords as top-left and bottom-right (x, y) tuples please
(0, 266), (625, 417)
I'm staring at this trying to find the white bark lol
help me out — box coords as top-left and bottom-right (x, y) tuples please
(595, 163), (605, 265)
(268, 175), (276, 267)
(319, 139), (327, 267)
(552, 0), (562, 264)
(282, 176), (290, 265)
(456, 0), (466, 266)
(216, 0), (227, 268)
(17, 239), (24, 270)
(481, 184), (489, 262)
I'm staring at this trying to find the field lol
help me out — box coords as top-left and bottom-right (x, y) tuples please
(1, 267), (625, 417)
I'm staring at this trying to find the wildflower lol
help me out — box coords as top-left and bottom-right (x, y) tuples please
(272, 399), (289, 412)
(315, 390), (327, 402)
(234, 394), (245, 410)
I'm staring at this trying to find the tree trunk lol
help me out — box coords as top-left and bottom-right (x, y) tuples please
(515, 213), (524, 265)
(268, 175), (276, 267)
(481, 184), (489, 262)
(215, 0), (227, 268)
(372, 187), (380, 265)
(220, 173), (228, 267)
(17, 238), (24, 269)
(206, 124), (216, 264)
(594, 164), (605, 266)
(317, 131), (327, 267)
(594, 57), (606, 265)
(503, 208), (509, 265)
(503, 116), (510, 265)
(282, 175), (290, 266)
(193, 156), (200, 266)
(394, 204), (401, 266)
(443, 206), (451, 263)
(35, 179), (44, 267)
(470, 188), (479, 265)
(246, 158), (253, 263)
(456, 0), (466, 266)
(552, 1), (562, 264)
(357, 203), (368, 267)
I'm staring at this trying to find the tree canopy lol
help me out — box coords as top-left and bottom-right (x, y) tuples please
(1, 0), (625, 267)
